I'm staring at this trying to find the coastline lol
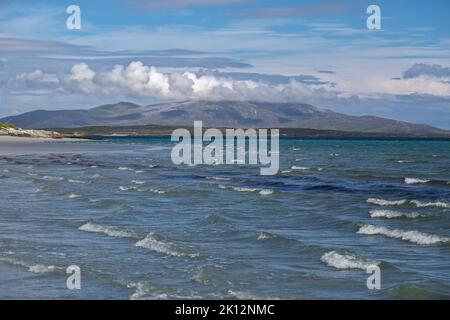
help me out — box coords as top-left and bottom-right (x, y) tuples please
(0, 136), (87, 143)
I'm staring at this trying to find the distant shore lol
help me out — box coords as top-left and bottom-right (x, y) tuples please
(0, 136), (87, 143)
(50, 124), (450, 140)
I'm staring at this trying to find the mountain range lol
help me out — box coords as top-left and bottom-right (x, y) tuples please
(1, 100), (448, 135)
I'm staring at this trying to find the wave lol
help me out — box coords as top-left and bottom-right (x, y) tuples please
(366, 198), (407, 206)
(410, 200), (450, 208)
(367, 198), (449, 208)
(135, 233), (199, 258)
(131, 180), (146, 185)
(0, 256), (62, 274)
(67, 179), (88, 184)
(118, 167), (144, 173)
(68, 193), (81, 199)
(79, 222), (135, 238)
(257, 231), (279, 241)
(404, 177), (430, 185)
(321, 250), (379, 270)
(119, 186), (166, 194)
(217, 184), (273, 195)
(357, 225), (450, 245)
(369, 210), (424, 219)
(42, 175), (64, 181)
(291, 166), (309, 170)
(206, 176), (232, 181)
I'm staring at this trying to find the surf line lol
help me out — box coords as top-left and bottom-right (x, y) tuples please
(171, 121), (279, 175)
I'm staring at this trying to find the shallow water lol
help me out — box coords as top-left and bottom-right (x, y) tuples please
(0, 137), (449, 299)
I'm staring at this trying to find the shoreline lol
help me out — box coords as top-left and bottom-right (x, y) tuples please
(0, 136), (88, 143)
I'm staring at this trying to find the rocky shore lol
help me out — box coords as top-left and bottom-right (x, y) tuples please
(0, 127), (65, 139)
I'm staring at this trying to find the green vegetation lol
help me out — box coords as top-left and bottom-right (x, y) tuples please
(0, 122), (18, 130)
(49, 124), (450, 139)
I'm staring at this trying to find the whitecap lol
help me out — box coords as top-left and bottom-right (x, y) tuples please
(291, 166), (309, 170)
(369, 210), (424, 219)
(28, 264), (59, 274)
(404, 177), (430, 185)
(321, 250), (379, 270)
(218, 184), (273, 195)
(135, 233), (199, 258)
(131, 180), (146, 185)
(367, 198), (407, 206)
(206, 176), (232, 181)
(68, 179), (87, 184)
(411, 200), (450, 208)
(257, 232), (278, 241)
(79, 222), (135, 238)
(357, 225), (450, 245)
(0, 256), (61, 274)
(68, 193), (81, 199)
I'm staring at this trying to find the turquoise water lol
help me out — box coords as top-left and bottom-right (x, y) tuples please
(0, 137), (449, 299)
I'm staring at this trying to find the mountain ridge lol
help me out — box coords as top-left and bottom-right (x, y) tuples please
(1, 100), (448, 135)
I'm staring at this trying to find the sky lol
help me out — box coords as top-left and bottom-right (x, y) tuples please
(0, 0), (450, 128)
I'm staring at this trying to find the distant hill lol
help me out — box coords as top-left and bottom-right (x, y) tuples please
(1, 100), (449, 135)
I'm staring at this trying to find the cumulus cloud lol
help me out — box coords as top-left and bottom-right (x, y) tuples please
(403, 63), (450, 79)
(59, 61), (338, 103)
(15, 69), (59, 89)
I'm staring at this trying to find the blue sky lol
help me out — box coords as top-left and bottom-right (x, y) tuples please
(1, 0), (450, 128)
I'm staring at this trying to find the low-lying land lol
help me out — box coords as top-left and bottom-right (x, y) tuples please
(50, 124), (450, 139)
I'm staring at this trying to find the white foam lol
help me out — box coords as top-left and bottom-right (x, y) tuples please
(43, 175), (64, 181)
(369, 210), (424, 219)
(218, 184), (273, 195)
(68, 193), (81, 198)
(68, 179), (87, 184)
(405, 177), (430, 185)
(291, 166), (309, 170)
(118, 167), (143, 173)
(357, 225), (450, 245)
(135, 233), (199, 258)
(367, 198), (449, 209)
(79, 222), (135, 238)
(321, 251), (379, 270)
(0, 256), (61, 274)
(28, 264), (59, 274)
(120, 186), (165, 194)
(367, 198), (407, 206)
(206, 176), (232, 181)
(411, 200), (450, 208)
(257, 232), (278, 240)
(131, 180), (146, 185)
(259, 189), (274, 195)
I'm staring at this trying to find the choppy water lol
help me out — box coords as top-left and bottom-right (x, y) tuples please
(0, 137), (449, 299)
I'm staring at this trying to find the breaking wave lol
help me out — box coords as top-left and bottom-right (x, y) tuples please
(135, 233), (199, 258)
(321, 250), (379, 270)
(369, 210), (424, 219)
(404, 178), (430, 185)
(79, 222), (135, 238)
(357, 225), (450, 245)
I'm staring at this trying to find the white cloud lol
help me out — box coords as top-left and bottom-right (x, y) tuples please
(59, 61), (338, 102)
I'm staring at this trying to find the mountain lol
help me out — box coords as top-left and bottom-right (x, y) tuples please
(1, 100), (448, 135)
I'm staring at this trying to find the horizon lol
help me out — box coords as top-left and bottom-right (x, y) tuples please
(1, 1), (450, 129)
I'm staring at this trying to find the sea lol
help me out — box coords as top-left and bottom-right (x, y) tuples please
(0, 137), (449, 299)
